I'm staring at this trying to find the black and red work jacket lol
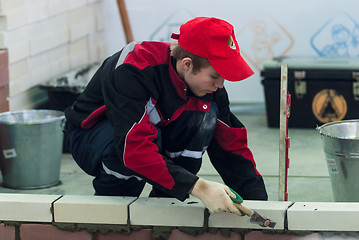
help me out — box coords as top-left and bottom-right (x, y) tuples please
(65, 41), (267, 201)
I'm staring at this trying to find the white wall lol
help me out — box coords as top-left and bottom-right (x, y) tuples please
(105, 0), (359, 103)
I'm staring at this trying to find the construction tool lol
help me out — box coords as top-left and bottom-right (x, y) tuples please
(279, 63), (291, 201)
(229, 188), (276, 228)
(233, 202), (276, 228)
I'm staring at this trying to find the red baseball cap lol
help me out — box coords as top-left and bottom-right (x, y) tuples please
(171, 17), (254, 81)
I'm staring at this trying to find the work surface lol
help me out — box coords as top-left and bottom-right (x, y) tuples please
(0, 104), (333, 202)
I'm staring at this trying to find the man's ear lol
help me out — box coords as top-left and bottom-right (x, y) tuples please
(181, 57), (192, 71)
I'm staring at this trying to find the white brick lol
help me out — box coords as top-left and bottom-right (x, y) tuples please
(130, 197), (205, 227)
(208, 200), (292, 230)
(49, 57), (70, 77)
(0, 25), (28, 47)
(69, 51), (89, 69)
(288, 202), (359, 231)
(0, 0), (25, 14)
(53, 195), (136, 224)
(69, 20), (90, 41)
(9, 74), (29, 97)
(0, 193), (60, 222)
(27, 13), (67, 37)
(68, 5), (88, 25)
(68, 0), (87, 12)
(26, 2), (47, 24)
(9, 58), (28, 80)
(7, 40), (30, 63)
(46, 0), (68, 18)
(69, 36), (88, 55)
(30, 27), (68, 56)
(0, 7), (27, 31)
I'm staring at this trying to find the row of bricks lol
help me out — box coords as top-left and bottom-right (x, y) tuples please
(1, 193), (359, 231)
(1, 4), (105, 64)
(0, 0), (102, 27)
(1, 224), (356, 240)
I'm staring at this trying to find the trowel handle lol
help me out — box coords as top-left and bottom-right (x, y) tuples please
(233, 202), (253, 217)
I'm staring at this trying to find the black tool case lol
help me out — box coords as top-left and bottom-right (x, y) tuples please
(261, 57), (359, 128)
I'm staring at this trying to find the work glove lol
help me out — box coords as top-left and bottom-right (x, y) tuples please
(190, 178), (243, 215)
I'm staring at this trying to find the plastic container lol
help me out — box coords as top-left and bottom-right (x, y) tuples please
(318, 119), (359, 201)
(0, 110), (65, 189)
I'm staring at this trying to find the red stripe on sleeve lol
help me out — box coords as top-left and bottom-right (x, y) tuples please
(214, 120), (260, 175)
(123, 111), (175, 189)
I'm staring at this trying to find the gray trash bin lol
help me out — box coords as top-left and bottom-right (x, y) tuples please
(0, 110), (65, 189)
(318, 119), (359, 201)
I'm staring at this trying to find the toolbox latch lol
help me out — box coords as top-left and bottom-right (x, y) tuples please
(353, 72), (359, 101)
(294, 71), (306, 99)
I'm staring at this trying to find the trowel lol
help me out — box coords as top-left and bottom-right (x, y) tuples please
(233, 202), (276, 228)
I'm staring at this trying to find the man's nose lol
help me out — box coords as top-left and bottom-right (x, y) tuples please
(215, 78), (225, 88)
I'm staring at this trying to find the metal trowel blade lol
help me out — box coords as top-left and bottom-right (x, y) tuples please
(249, 211), (276, 228)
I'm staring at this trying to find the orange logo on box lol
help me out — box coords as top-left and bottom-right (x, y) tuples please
(312, 89), (347, 123)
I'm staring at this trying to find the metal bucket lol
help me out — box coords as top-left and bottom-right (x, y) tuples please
(318, 119), (359, 201)
(0, 110), (65, 189)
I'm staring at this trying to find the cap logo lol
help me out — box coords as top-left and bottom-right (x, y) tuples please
(227, 36), (236, 50)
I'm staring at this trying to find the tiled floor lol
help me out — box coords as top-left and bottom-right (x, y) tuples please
(0, 103), (334, 202)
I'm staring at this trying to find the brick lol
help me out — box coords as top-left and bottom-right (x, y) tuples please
(68, 5), (88, 24)
(208, 200), (292, 230)
(168, 229), (242, 240)
(0, 99), (9, 112)
(9, 58), (27, 81)
(0, 193), (61, 222)
(0, 84), (8, 101)
(29, 27), (68, 56)
(0, 223), (15, 240)
(0, 7), (27, 31)
(244, 231), (322, 240)
(97, 229), (152, 240)
(69, 20), (90, 41)
(20, 224), (92, 240)
(53, 195), (136, 225)
(130, 197), (205, 227)
(0, 0), (25, 13)
(0, 49), (8, 69)
(0, 65), (9, 87)
(7, 40), (30, 64)
(288, 202), (359, 231)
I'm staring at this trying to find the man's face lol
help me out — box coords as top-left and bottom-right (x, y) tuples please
(183, 64), (225, 97)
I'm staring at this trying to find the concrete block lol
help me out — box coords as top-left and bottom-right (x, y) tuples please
(129, 197), (205, 227)
(9, 58), (28, 80)
(69, 20), (90, 41)
(7, 40), (30, 64)
(26, 1), (47, 24)
(69, 36), (88, 55)
(46, 0), (68, 18)
(0, 7), (27, 31)
(30, 27), (68, 56)
(0, 193), (61, 222)
(68, 5), (88, 24)
(69, 51), (89, 69)
(9, 74), (29, 97)
(0, 0), (25, 14)
(53, 195), (136, 224)
(288, 202), (359, 231)
(208, 200), (292, 230)
(68, 0), (87, 11)
(0, 25), (28, 47)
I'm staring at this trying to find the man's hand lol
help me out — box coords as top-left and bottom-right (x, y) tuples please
(190, 178), (242, 215)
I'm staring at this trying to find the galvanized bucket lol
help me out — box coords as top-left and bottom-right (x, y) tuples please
(318, 119), (359, 201)
(0, 110), (65, 189)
